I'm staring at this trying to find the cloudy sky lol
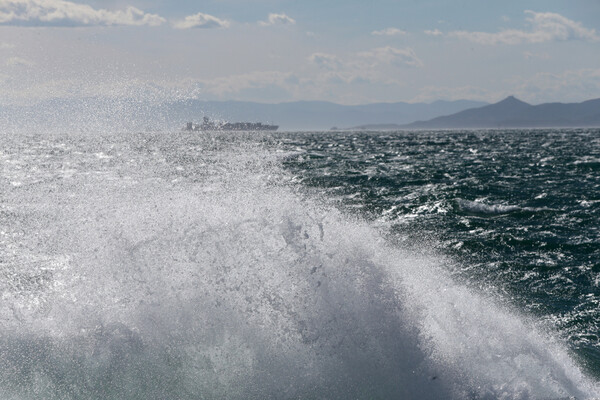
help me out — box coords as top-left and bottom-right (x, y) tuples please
(0, 0), (599, 105)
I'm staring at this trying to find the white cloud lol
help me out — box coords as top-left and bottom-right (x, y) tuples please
(371, 27), (406, 36)
(358, 46), (423, 68)
(6, 56), (33, 66)
(413, 85), (499, 103)
(187, 66), (600, 105)
(173, 12), (229, 29)
(308, 52), (343, 71)
(0, 0), (165, 27)
(508, 68), (600, 103)
(306, 47), (420, 90)
(309, 47), (423, 82)
(259, 13), (295, 27)
(183, 70), (299, 101)
(412, 68), (600, 104)
(0, 42), (15, 49)
(424, 29), (443, 36)
(449, 10), (599, 45)
(523, 51), (550, 60)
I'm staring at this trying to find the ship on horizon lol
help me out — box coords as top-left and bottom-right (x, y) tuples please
(184, 117), (278, 132)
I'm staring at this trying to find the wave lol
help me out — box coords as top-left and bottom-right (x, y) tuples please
(0, 133), (598, 399)
(456, 198), (522, 215)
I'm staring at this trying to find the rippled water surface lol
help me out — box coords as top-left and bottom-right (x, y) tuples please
(280, 129), (600, 368)
(1, 128), (599, 399)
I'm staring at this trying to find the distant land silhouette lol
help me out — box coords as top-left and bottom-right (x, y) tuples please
(398, 96), (600, 129)
(161, 99), (487, 131)
(3, 96), (599, 131)
(0, 98), (486, 132)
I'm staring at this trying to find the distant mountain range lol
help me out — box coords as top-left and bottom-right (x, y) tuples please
(159, 99), (487, 131)
(2, 96), (599, 132)
(0, 98), (486, 132)
(399, 96), (600, 129)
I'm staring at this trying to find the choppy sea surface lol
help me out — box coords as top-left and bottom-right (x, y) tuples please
(1, 128), (599, 399)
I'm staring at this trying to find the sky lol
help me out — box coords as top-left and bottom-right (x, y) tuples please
(0, 0), (599, 105)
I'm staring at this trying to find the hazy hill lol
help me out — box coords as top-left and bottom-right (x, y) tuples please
(403, 96), (600, 129)
(162, 99), (488, 131)
(4, 96), (598, 132)
(0, 98), (487, 132)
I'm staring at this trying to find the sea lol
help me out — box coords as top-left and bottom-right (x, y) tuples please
(1, 127), (599, 399)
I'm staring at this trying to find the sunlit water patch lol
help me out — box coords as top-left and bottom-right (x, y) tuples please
(0, 129), (598, 399)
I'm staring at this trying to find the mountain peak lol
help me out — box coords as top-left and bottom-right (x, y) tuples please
(403, 96), (600, 129)
(498, 95), (530, 106)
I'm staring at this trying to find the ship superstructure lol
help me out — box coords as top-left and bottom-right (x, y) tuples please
(184, 117), (278, 132)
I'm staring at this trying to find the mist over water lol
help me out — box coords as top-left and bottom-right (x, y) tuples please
(1, 129), (599, 399)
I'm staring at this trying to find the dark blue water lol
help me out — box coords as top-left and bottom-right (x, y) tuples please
(1, 128), (599, 399)
(279, 129), (600, 373)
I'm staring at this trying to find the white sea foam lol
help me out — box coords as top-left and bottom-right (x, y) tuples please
(0, 131), (598, 399)
(457, 198), (521, 215)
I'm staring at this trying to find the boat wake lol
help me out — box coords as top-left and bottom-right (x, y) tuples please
(0, 132), (597, 399)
